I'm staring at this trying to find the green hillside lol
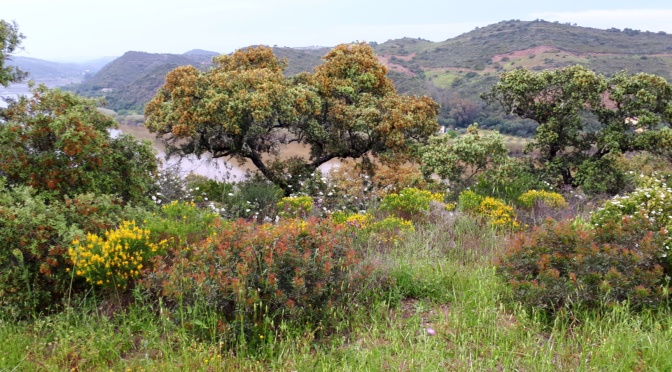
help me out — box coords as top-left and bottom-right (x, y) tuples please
(70, 51), (211, 112)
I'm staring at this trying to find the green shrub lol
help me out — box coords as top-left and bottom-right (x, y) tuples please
(277, 196), (313, 219)
(0, 180), (127, 317)
(498, 219), (666, 315)
(140, 218), (371, 345)
(380, 187), (444, 222)
(143, 201), (218, 247)
(590, 176), (672, 268)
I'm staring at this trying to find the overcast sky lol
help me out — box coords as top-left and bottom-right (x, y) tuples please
(5, 0), (672, 62)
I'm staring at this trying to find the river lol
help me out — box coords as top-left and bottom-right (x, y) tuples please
(115, 124), (341, 181)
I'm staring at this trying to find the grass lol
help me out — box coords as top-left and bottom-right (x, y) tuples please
(3, 215), (672, 371)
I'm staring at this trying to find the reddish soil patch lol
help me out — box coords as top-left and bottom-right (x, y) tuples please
(377, 55), (415, 76)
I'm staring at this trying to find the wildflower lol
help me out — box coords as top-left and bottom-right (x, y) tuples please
(426, 327), (436, 335)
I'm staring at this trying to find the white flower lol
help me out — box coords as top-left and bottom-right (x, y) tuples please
(228, 193), (234, 196)
(246, 209), (251, 213)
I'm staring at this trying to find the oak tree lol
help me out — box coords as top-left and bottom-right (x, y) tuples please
(483, 65), (672, 194)
(145, 43), (439, 195)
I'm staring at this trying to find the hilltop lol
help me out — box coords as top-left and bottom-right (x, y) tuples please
(54, 19), (672, 132)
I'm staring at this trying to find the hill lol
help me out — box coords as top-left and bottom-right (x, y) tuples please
(6, 56), (115, 85)
(62, 19), (672, 132)
(69, 51), (213, 112)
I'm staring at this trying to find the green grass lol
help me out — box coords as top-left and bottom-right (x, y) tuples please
(3, 215), (672, 371)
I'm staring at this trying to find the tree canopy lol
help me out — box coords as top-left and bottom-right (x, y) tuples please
(483, 65), (672, 194)
(145, 43), (439, 195)
(0, 85), (159, 204)
(0, 20), (27, 87)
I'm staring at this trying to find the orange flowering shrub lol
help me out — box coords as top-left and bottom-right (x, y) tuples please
(141, 218), (371, 342)
(498, 219), (666, 314)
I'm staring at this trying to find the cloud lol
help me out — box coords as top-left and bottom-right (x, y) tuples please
(531, 9), (672, 33)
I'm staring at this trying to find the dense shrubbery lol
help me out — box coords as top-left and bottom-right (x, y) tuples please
(590, 176), (672, 269)
(0, 179), (132, 316)
(140, 218), (372, 343)
(499, 180), (672, 315)
(498, 219), (666, 314)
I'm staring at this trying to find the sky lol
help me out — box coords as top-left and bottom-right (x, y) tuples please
(5, 0), (672, 62)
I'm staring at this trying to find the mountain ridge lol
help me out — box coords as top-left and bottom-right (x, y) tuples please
(25, 19), (672, 133)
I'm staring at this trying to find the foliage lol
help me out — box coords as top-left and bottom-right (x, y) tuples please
(277, 196), (313, 219)
(459, 191), (520, 230)
(421, 124), (510, 195)
(472, 158), (545, 203)
(69, 221), (167, 291)
(144, 201), (218, 248)
(575, 152), (630, 195)
(590, 176), (672, 267)
(0, 20), (27, 87)
(0, 180), (129, 317)
(145, 44), (439, 195)
(498, 219), (666, 314)
(483, 65), (672, 194)
(380, 187), (444, 222)
(0, 85), (159, 205)
(518, 190), (568, 209)
(141, 218), (370, 344)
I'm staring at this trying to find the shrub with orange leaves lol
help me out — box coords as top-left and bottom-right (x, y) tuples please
(497, 218), (666, 315)
(141, 218), (371, 342)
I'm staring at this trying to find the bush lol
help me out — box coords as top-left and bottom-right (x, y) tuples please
(144, 201), (218, 247)
(590, 176), (672, 269)
(140, 218), (371, 344)
(518, 190), (568, 209)
(277, 196), (313, 219)
(459, 190), (519, 230)
(516, 189), (570, 226)
(0, 180), (129, 317)
(380, 187), (445, 222)
(69, 221), (167, 291)
(498, 219), (666, 315)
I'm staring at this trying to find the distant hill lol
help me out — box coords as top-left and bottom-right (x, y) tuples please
(69, 51), (213, 112)
(60, 19), (672, 133)
(7, 56), (116, 85)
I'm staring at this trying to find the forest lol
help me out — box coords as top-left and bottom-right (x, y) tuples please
(3, 19), (672, 370)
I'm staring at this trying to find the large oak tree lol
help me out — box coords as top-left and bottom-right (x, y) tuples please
(145, 43), (439, 195)
(483, 65), (672, 194)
